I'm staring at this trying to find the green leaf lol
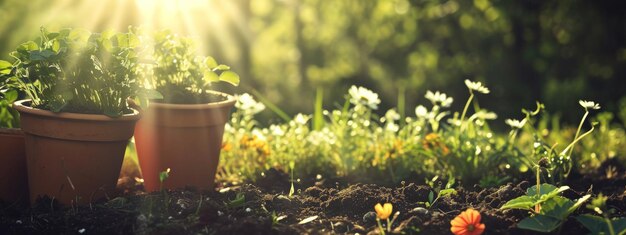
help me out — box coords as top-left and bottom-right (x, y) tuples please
(0, 60), (12, 75)
(501, 195), (537, 210)
(428, 191), (434, 203)
(115, 33), (140, 48)
(205, 56), (218, 69)
(17, 41), (39, 54)
(576, 215), (626, 235)
(541, 196), (574, 219)
(568, 195), (591, 215)
(214, 64), (231, 70)
(438, 188), (457, 197)
(219, 71), (240, 86)
(29, 50), (56, 61)
(159, 168), (170, 183)
(517, 214), (563, 233)
(3, 90), (18, 102)
(203, 70), (219, 84)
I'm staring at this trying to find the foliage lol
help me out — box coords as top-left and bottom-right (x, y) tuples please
(140, 30), (239, 104)
(501, 183), (590, 233)
(0, 90), (19, 128)
(576, 194), (626, 235)
(218, 80), (611, 186)
(0, 27), (147, 116)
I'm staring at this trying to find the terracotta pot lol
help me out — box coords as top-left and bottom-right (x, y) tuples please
(134, 91), (235, 192)
(13, 100), (140, 205)
(0, 128), (28, 203)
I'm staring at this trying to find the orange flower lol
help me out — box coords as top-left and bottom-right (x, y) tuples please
(374, 203), (393, 220)
(450, 208), (485, 235)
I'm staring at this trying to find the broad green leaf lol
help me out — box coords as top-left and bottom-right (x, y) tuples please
(541, 196), (574, 219)
(17, 41), (39, 54)
(115, 33), (140, 48)
(205, 56), (218, 68)
(527, 184), (562, 196)
(29, 50), (56, 61)
(219, 71), (240, 86)
(3, 90), (18, 102)
(501, 195), (536, 210)
(517, 214), (563, 233)
(0, 60), (12, 75)
(576, 215), (626, 235)
(203, 71), (219, 84)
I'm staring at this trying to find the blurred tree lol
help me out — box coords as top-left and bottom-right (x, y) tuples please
(1, 0), (625, 126)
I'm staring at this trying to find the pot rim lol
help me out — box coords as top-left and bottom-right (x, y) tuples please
(13, 99), (140, 122)
(0, 128), (23, 136)
(148, 90), (236, 110)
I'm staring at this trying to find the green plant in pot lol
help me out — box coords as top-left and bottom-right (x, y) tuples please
(0, 62), (28, 204)
(134, 30), (239, 191)
(0, 27), (152, 205)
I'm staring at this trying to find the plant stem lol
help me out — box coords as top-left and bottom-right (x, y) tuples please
(605, 216), (616, 235)
(460, 92), (474, 129)
(377, 219), (386, 235)
(568, 110), (588, 156)
(535, 165), (541, 213)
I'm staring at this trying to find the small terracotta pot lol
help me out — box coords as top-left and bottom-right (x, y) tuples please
(0, 128), (28, 203)
(13, 100), (140, 205)
(134, 91), (235, 192)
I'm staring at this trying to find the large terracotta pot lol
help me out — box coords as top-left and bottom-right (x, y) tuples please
(13, 100), (140, 205)
(134, 91), (235, 192)
(0, 128), (28, 203)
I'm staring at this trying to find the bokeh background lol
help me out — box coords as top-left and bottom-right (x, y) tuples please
(2, 0), (625, 126)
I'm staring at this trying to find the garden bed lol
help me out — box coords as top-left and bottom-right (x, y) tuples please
(1, 162), (624, 235)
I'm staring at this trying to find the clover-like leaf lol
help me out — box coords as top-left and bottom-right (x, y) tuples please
(219, 71), (240, 86)
(205, 56), (218, 69)
(0, 60), (12, 75)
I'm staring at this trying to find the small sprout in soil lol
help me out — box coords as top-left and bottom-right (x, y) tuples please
(576, 193), (626, 235)
(159, 168), (171, 191)
(374, 203), (400, 234)
(450, 208), (485, 235)
(226, 192), (246, 209)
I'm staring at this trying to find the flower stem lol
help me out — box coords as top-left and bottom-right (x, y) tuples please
(460, 92), (474, 129)
(569, 110), (589, 156)
(376, 219), (386, 235)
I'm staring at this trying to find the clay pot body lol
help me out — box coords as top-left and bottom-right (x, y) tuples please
(0, 128), (28, 203)
(134, 92), (235, 192)
(13, 100), (139, 205)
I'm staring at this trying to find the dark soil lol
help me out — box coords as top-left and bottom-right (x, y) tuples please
(1, 162), (625, 234)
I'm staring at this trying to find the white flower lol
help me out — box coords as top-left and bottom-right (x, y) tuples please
(386, 122), (399, 132)
(252, 129), (266, 141)
(269, 125), (285, 136)
(415, 105), (429, 118)
(348, 86), (381, 110)
(579, 100), (600, 110)
(78, 228), (86, 234)
(464, 79), (490, 94)
(293, 113), (310, 125)
(235, 93), (265, 115)
(384, 109), (401, 122)
(425, 90), (453, 107)
(505, 118), (526, 129)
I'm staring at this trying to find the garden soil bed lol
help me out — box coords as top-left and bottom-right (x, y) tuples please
(1, 162), (625, 235)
